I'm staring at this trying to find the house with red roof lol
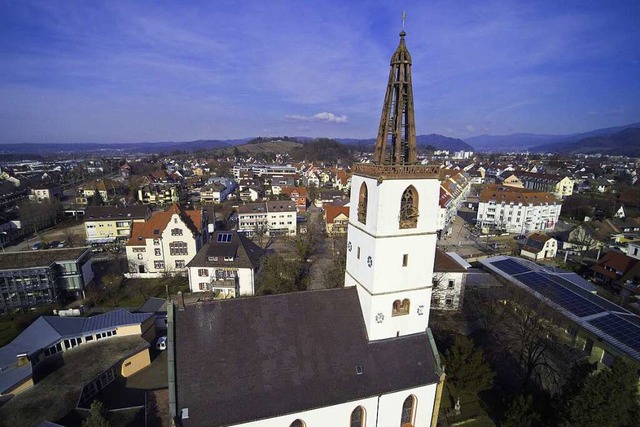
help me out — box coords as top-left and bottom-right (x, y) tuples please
(324, 204), (349, 235)
(125, 204), (207, 277)
(281, 186), (308, 213)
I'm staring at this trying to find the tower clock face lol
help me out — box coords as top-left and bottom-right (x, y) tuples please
(348, 241), (352, 252)
(367, 256), (373, 267)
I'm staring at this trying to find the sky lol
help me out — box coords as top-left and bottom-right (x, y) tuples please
(0, 0), (639, 144)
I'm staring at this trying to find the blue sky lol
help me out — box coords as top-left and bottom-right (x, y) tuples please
(1, 0), (639, 143)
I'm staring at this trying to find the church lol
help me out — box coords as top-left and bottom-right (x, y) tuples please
(169, 29), (446, 427)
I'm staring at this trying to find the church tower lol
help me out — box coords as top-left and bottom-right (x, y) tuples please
(345, 30), (441, 341)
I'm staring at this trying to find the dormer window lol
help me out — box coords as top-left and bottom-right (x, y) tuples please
(224, 256), (234, 261)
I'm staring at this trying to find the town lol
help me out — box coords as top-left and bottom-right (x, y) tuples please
(1, 3), (640, 427)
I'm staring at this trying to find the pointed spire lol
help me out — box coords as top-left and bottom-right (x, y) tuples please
(373, 29), (417, 165)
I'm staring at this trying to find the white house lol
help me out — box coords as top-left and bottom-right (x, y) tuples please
(476, 185), (562, 234)
(520, 234), (558, 261)
(431, 249), (470, 310)
(125, 204), (206, 277)
(237, 201), (297, 236)
(187, 230), (264, 297)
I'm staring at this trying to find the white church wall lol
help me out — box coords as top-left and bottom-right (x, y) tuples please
(232, 382), (438, 427)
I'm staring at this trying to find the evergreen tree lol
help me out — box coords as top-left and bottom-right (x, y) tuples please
(82, 400), (110, 427)
(502, 394), (539, 427)
(442, 335), (495, 395)
(565, 359), (640, 427)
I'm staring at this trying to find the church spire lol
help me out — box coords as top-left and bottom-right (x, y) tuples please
(373, 29), (417, 165)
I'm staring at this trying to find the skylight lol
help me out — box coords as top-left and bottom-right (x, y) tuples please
(217, 233), (232, 243)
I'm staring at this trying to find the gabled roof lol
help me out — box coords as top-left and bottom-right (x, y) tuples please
(126, 204), (202, 246)
(434, 248), (468, 273)
(591, 251), (640, 283)
(175, 288), (440, 427)
(324, 205), (349, 224)
(479, 184), (558, 205)
(187, 230), (264, 269)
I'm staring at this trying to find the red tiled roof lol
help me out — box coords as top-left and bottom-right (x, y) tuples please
(324, 205), (350, 224)
(126, 204), (202, 246)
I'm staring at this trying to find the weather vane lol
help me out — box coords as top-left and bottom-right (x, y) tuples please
(402, 11), (406, 29)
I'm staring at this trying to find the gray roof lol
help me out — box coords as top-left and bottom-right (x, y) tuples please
(136, 297), (168, 313)
(187, 231), (264, 270)
(175, 287), (440, 426)
(84, 205), (150, 220)
(0, 309), (152, 394)
(0, 247), (90, 270)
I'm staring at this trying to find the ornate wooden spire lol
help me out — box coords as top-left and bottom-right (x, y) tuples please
(373, 30), (417, 165)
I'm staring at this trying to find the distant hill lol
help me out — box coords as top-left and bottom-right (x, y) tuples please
(0, 139), (243, 155)
(214, 140), (303, 156)
(290, 138), (353, 163)
(465, 122), (640, 153)
(337, 134), (473, 152)
(530, 128), (640, 156)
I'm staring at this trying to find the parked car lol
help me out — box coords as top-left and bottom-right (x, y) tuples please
(156, 336), (167, 351)
(57, 240), (67, 248)
(31, 242), (42, 250)
(49, 240), (60, 248)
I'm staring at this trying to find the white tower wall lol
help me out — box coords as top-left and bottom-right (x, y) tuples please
(345, 173), (440, 341)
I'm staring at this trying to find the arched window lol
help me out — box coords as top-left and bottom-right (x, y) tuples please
(290, 420), (305, 427)
(350, 406), (365, 427)
(358, 182), (368, 224)
(400, 395), (416, 426)
(392, 299), (410, 316)
(399, 186), (419, 229)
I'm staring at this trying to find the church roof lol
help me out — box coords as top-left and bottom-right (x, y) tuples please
(174, 287), (440, 426)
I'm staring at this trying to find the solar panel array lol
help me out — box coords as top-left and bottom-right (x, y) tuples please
(487, 256), (640, 362)
(217, 233), (232, 243)
(588, 314), (640, 355)
(516, 272), (605, 317)
(491, 258), (531, 275)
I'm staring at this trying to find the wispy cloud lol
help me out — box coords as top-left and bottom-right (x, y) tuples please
(285, 112), (348, 123)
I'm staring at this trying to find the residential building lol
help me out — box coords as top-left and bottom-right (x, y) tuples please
(237, 200), (297, 236)
(187, 230), (264, 297)
(324, 204), (349, 235)
(79, 179), (122, 203)
(431, 249), (470, 310)
(125, 204), (206, 277)
(281, 186), (308, 213)
(438, 172), (471, 234)
(498, 173), (524, 188)
(84, 205), (152, 244)
(568, 219), (622, 251)
(137, 184), (180, 205)
(520, 234), (558, 261)
(170, 30), (444, 427)
(0, 248), (93, 313)
(515, 172), (575, 198)
(29, 183), (63, 203)
(476, 185), (562, 234)
(199, 183), (229, 204)
(591, 250), (640, 289)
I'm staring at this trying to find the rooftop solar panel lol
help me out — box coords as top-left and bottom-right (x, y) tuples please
(588, 314), (640, 355)
(491, 258), (531, 276)
(217, 233), (232, 243)
(544, 273), (624, 313)
(517, 272), (605, 318)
